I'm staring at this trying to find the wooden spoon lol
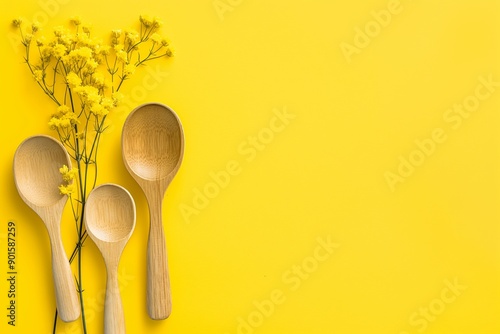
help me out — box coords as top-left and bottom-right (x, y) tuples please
(84, 184), (136, 334)
(121, 102), (184, 320)
(13, 135), (80, 322)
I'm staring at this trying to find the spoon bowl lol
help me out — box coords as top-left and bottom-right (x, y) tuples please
(15, 135), (71, 207)
(122, 102), (184, 320)
(13, 135), (80, 322)
(85, 184), (136, 334)
(123, 103), (183, 181)
(85, 185), (136, 244)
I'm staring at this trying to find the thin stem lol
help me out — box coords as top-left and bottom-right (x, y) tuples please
(92, 130), (103, 189)
(23, 46), (60, 105)
(116, 76), (126, 91)
(69, 232), (88, 263)
(52, 309), (58, 334)
(68, 194), (79, 231)
(77, 218), (87, 334)
(74, 118), (88, 334)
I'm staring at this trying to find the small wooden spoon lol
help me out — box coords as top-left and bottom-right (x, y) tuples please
(13, 135), (80, 322)
(121, 102), (184, 320)
(84, 184), (136, 334)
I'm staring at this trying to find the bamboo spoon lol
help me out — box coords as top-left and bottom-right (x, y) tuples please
(84, 184), (136, 334)
(13, 135), (80, 322)
(121, 102), (184, 320)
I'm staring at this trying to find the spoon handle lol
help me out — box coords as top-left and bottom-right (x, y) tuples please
(49, 227), (81, 322)
(147, 199), (172, 320)
(105, 264), (126, 334)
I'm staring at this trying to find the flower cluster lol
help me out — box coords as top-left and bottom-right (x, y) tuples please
(58, 164), (78, 195)
(13, 15), (173, 147)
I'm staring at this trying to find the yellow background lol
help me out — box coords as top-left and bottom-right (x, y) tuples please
(1, 0), (500, 333)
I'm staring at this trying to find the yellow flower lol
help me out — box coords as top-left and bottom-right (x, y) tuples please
(124, 63), (135, 76)
(52, 43), (67, 58)
(97, 44), (110, 56)
(75, 85), (100, 103)
(49, 116), (70, 129)
(36, 37), (45, 47)
(125, 29), (139, 44)
(90, 102), (107, 116)
(86, 59), (99, 71)
(31, 22), (40, 33)
(165, 47), (174, 57)
(139, 15), (153, 27)
(114, 43), (128, 62)
(76, 32), (91, 46)
(67, 47), (92, 63)
(85, 87), (101, 103)
(112, 29), (122, 38)
(92, 72), (105, 88)
(161, 38), (170, 47)
(100, 97), (114, 110)
(82, 24), (92, 34)
(53, 26), (65, 37)
(73, 86), (84, 95)
(152, 17), (163, 29)
(58, 183), (76, 196)
(59, 164), (69, 175)
(75, 47), (92, 60)
(150, 33), (162, 43)
(112, 92), (124, 106)
(60, 36), (74, 48)
(66, 72), (82, 87)
(49, 106), (79, 130)
(12, 17), (23, 27)
(33, 69), (44, 82)
(57, 105), (70, 114)
(40, 45), (52, 60)
(59, 165), (79, 182)
(48, 118), (59, 130)
(23, 34), (33, 45)
(70, 16), (81, 26)
(116, 50), (128, 63)
(64, 112), (79, 125)
(111, 30), (121, 45)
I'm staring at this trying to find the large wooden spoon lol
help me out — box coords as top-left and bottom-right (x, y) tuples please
(13, 135), (80, 322)
(84, 184), (136, 334)
(121, 103), (184, 320)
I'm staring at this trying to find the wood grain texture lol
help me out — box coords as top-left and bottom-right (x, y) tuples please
(85, 184), (136, 334)
(122, 103), (184, 320)
(13, 135), (81, 322)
